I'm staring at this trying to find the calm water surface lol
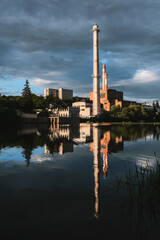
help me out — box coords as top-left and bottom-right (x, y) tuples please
(0, 123), (160, 239)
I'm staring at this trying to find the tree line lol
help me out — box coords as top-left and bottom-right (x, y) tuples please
(0, 80), (88, 119)
(0, 80), (87, 111)
(97, 104), (160, 122)
(0, 80), (159, 123)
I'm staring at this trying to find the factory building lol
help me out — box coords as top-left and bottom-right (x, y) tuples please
(90, 24), (139, 112)
(90, 64), (138, 111)
(58, 88), (73, 100)
(90, 25), (124, 112)
(44, 88), (58, 98)
(72, 101), (92, 118)
(44, 88), (73, 100)
(90, 64), (123, 111)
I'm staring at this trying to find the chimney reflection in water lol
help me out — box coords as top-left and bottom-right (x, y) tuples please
(45, 123), (123, 219)
(91, 127), (123, 219)
(93, 126), (101, 219)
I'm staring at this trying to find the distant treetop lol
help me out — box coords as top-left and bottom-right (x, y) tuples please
(21, 79), (32, 97)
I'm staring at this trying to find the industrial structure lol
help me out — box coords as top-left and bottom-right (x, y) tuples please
(92, 24), (101, 116)
(44, 88), (73, 100)
(90, 64), (123, 111)
(72, 101), (92, 118)
(90, 63), (138, 111)
(43, 24), (139, 119)
(90, 24), (138, 112)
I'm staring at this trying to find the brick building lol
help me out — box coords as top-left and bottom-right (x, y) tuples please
(90, 64), (138, 111)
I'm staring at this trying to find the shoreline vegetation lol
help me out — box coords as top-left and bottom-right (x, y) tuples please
(116, 153), (160, 226)
(88, 122), (160, 125)
(0, 105), (160, 125)
(0, 80), (160, 125)
(83, 104), (160, 124)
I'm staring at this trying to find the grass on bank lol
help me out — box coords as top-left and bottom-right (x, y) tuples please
(117, 153), (160, 221)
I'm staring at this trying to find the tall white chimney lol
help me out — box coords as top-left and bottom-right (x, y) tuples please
(92, 24), (100, 116)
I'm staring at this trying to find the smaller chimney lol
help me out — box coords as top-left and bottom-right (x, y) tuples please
(104, 73), (108, 91)
(102, 64), (106, 90)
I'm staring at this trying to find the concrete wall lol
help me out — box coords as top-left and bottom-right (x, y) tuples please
(21, 113), (37, 119)
(44, 88), (73, 99)
(59, 117), (80, 124)
(58, 88), (73, 100)
(44, 88), (58, 98)
(21, 113), (48, 123)
(72, 102), (92, 118)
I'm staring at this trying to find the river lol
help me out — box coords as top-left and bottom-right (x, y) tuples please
(0, 123), (160, 239)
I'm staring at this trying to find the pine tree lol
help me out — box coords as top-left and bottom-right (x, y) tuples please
(156, 100), (159, 108)
(153, 101), (155, 107)
(21, 80), (34, 112)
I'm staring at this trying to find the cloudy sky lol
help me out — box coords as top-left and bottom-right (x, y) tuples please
(0, 0), (160, 103)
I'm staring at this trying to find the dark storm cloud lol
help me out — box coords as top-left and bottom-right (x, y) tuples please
(0, 0), (159, 102)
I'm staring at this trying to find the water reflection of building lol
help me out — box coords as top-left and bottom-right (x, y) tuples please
(73, 124), (92, 143)
(45, 124), (92, 155)
(44, 142), (73, 155)
(91, 127), (124, 219)
(100, 131), (110, 178)
(49, 124), (92, 144)
(48, 127), (72, 141)
(91, 130), (123, 178)
(59, 142), (73, 155)
(44, 125), (78, 155)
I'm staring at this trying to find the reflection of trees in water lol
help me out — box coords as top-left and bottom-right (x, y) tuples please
(153, 126), (160, 141)
(108, 125), (160, 141)
(20, 134), (40, 167)
(0, 124), (160, 168)
(22, 149), (32, 167)
(0, 126), (46, 166)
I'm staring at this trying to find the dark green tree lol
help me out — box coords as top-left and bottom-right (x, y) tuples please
(32, 94), (45, 109)
(21, 80), (34, 112)
(156, 100), (159, 108)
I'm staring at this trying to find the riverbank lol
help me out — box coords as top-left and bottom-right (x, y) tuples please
(87, 121), (160, 126)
